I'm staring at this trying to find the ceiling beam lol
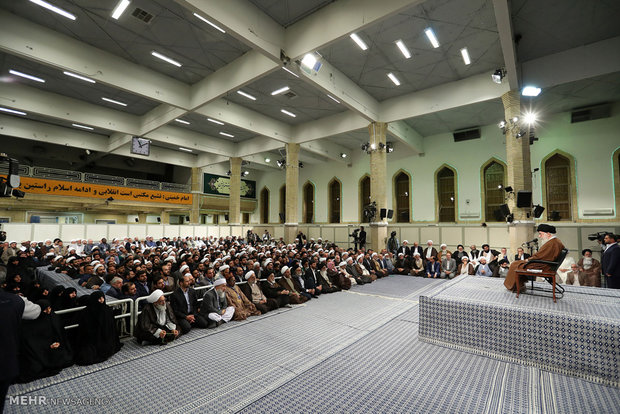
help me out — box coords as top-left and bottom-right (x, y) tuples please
(300, 140), (349, 163)
(145, 126), (236, 157)
(0, 10), (190, 108)
(491, 0), (519, 90)
(293, 111), (369, 143)
(195, 153), (229, 168)
(387, 121), (424, 154)
(110, 143), (196, 168)
(236, 136), (284, 158)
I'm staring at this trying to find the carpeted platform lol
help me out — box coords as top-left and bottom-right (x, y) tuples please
(5, 275), (619, 413)
(419, 276), (620, 387)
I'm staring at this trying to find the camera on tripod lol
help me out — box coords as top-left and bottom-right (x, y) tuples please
(0, 153), (25, 198)
(587, 232), (608, 242)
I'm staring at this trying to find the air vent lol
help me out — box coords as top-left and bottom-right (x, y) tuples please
(453, 127), (481, 142)
(571, 103), (610, 123)
(283, 91), (298, 100)
(131, 7), (154, 23)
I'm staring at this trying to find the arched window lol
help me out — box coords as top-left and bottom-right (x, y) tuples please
(260, 187), (269, 224)
(483, 161), (505, 222)
(359, 175), (370, 222)
(303, 182), (314, 223)
(328, 178), (341, 223)
(279, 186), (286, 223)
(437, 166), (456, 222)
(394, 171), (410, 222)
(545, 154), (572, 220)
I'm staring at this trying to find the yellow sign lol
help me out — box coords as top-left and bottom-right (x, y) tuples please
(12, 176), (192, 205)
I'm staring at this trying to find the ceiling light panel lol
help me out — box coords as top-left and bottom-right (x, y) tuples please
(271, 86), (290, 96)
(387, 72), (401, 86)
(9, 69), (45, 83)
(193, 13), (226, 33)
(151, 51), (182, 67)
(101, 97), (127, 106)
(395, 40), (411, 59)
(281, 109), (296, 117)
(350, 33), (368, 50)
(237, 90), (256, 100)
(460, 47), (471, 65)
(424, 28), (440, 48)
(29, 0), (76, 20)
(111, 0), (130, 20)
(63, 71), (96, 83)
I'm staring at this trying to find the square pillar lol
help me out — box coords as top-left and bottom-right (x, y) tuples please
(285, 143), (300, 243)
(228, 157), (242, 225)
(190, 167), (201, 224)
(368, 122), (388, 252)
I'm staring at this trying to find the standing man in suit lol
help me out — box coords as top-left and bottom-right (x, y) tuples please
(170, 274), (209, 334)
(410, 242), (424, 257)
(358, 226), (367, 251)
(602, 233), (620, 289)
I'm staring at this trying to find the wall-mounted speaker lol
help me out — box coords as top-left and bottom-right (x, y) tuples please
(533, 205), (545, 219)
(279, 213), (285, 222)
(157, 217), (161, 223)
(516, 191), (532, 208)
(380, 208), (387, 219)
(387, 209), (393, 219)
(135, 218), (139, 222)
(499, 204), (511, 218)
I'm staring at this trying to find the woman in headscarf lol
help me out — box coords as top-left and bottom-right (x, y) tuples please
(58, 287), (78, 311)
(4, 273), (27, 296)
(74, 291), (122, 365)
(17, 299), (73, 382)
(49, 286), (65, 311)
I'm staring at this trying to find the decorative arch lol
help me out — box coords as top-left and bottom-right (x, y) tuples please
(540, 149), (577, 221)
(480, 158), (507, 222)
(327, 177), (342, 223)
(279, 185), (286, 223)
(302, 180), (315, 224)
(260, 187), (270, 224)
(359, 174), (371, 223)
(392, 169), (412, 223)
(613, 147), (620, 220)
(434, 164), (458, 223)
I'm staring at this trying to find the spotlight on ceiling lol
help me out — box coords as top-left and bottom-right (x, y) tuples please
(522, 86), (542, 97)
(242, 171), (249, 177)
(492, 68), (506, 84)
(276, 159), (286, 168)
(264, 158), (270, 163)
(523, 112), (537, 125)
(340, 153), (347, 158)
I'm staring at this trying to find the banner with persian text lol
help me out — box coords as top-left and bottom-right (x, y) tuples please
(203, 173), (256, 199)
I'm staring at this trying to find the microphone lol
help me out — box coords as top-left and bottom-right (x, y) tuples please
(527, 238), (538, 244)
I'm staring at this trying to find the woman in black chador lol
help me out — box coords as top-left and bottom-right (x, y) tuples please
(17, 299), (73, 383)
(74, 291), (123, 365)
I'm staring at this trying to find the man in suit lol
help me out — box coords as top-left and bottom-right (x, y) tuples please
(440, 252), (457, 279)
(410, 242), (424, 257)
(602, 233), (620, 289)
(423, 240), (438, 261)
(504, 224), (565, 292)
(170, 274), (209, 333)
(426, 256), (440, 278)
(358, 226), (367, 250)
(304, 259), (323, 295)
(514, 247), (531, 261)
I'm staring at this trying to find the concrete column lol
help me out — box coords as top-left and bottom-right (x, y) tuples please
(502, 90), (535, 255)
(285, 143), (300, 243)
(368, 122), (388, 252)
(137, 213), (147, 224)
(190, 167), (201, 224)
(160, 210), (170, 225)
(228, 157), (242, 225)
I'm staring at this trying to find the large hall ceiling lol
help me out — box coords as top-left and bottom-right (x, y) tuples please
(0, 0), (619, 176)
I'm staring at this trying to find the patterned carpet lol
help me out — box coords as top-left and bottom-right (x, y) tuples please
(5, 275), (619, 413)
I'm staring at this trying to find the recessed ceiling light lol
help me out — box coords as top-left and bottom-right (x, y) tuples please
(301, 53), (317, 69)
(237, 90), (256, 101)
(63, 71), (96, 83)
(349, 33), (368, 50)
(207, 118), (224, 125)
(179, 147), (193, 152)
(72, 123), (94, 130)
(193, 13), (226, 33)
(175, 118), (190, 125)
(264, 158), (271, 163)
(522, 86), (542, 97)
(460, 47), (471, 65)
(327, 94), (340, 104)
(387, 72), (401, 86)
(29, 0), (76, 20)
(281, 109), (296, 118)
(219, 132), (235, 138)
(340, 153), (347, 158)
(9, 69), (45, 83)
(0, 107), (27, 116)
(282, 66), (299, 78)
(101, 97), (127, 106)
(424, 28), (440, 48)
(271, 86), (290, 96)
(111, 0), (130, 20)
(151, 51), (182, 67)
(395, 40), (411, 59)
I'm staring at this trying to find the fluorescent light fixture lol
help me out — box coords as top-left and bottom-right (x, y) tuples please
(424, 27), (440, 48)
(281, 109), (296, 118)
(237, 90), (256, 101)
(63, 71), (96, 83)
(387, 72), (401, 86)
(301, 53), (317, 69)
(219, 132), (234, 138)
(460, 47), (471, 65)
(395, 40), (411, 59)
(523, 111), (537, 125)
(111, 0), (130, 19)
(175, 118), (190, 125)
(282, 66), (299, 78)
(349, 33), (368, 50)
(0, 107), (27, 116)
(271, 86), (290, 96)
(179, 147), (193, 152)
(207, 118), (224, 125)
(29, 0), (76, 20)
(193, 13), (226, 33)
(522, 86), (542, 97)
(101, 97), (127, 106)
(327, 94), (340, 104)
(9, 69), (45, 83)
(72, 123), (94, 130)
(151, 51), (182, 67)
(264, 158), (271, 163)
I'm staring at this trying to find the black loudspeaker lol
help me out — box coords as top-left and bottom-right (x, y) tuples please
(135, 218), (139, 222)
(533, 205), (545, 219)
(185, 215), (190, 221)
(157, 217), (161, 223)
(516, 191), (532, 208)
(493, 209), (505, 222)
(499, 204), (511, 218)
(387, 209), (393, 219)
(279, 213), (285, 222)
(380, 208), (387, 219)
(225, 214), (229, 221)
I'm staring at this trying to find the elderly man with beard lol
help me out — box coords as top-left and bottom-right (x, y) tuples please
(326, 259), (351, 290)
(577, 249), (601, 287)
(200, 278), (235, 327)
(135, 289), (179, 345)
(241, 271), (278, 314)
(504, 224), (566, 292)
(279, 266), (310, 303)
(225, 275), (261, 321)
(261, 271), (292, 308)
(409, 252), (425, 277)
(317, 262), (341, 293)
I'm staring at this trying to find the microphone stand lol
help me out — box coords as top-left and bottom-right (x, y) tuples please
(522, 240), (539, 256)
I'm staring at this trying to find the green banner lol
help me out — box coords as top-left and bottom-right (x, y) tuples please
(203, 173), (256, 198)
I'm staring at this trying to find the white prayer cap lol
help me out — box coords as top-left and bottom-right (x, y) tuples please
(253, 262), (260, 268)
(20, 246), (27, 252)
(440, 243), (447, 248)
(147, 289), (164, 304)
(219, 264), (229, 272)
(214, 278), (226, 287)
(357, 254), (364, 260)
(372, 252), (378, 257)
(66, 256), (75, 263)
(339, 262), (346, 267)
(264, 258), (273, 264)
(479, 257), (487, 262)
(319, 257), (326, 262)
(90, 260), (99, 266)
(462, 256), (469, 261)
(427, 240), (433, 244)
(200, 257), (209, 263)
(46, 252), (55, 257)
(403, 240), (408, 244)
(346, 257), (353, 263)
(223, 255), (231, 261)
(94, 263), (104, 272)
(180, 265), (189, 273)
(281, 266), (289, 274)
(133, 259), (141, 264)
(413, 252), (421, 257)
(52, 255), (63, 262)
(398, 253), (404, 257)
(164, 257), (175, 262)
(244, 270), (255, 280)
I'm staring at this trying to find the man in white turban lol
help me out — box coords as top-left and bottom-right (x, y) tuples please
(134, 289), (179, 345)
(199, 279), (235, 327)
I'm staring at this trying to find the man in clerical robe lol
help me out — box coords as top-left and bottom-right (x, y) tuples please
(225, 275), (261, 321)
(577, 249), (601, 287)
(135, 290), (179, 345)
(504, 224), (565, 292)
(200, 278), (235, 327)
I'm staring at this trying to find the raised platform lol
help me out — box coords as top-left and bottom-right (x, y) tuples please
(419, 276), (620, 387)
